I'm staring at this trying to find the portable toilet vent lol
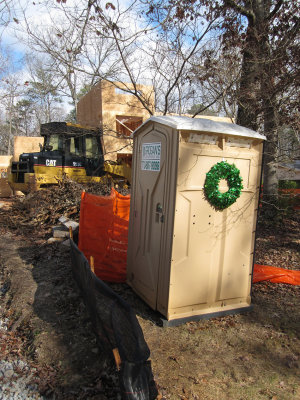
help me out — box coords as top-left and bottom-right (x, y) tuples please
(127, 116), (266, 325)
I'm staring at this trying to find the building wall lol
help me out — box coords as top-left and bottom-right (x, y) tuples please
(14, 136), (44, 162)
(278, 164), (300, 181)
(101, 81), (154, 115)
(0, 156), (13, 197)
(76, 83), (103, 128)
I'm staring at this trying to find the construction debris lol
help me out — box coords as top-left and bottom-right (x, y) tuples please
(0, 176), (130, 239)
(62, 219), (80, 232)
(47, 237), (65, 244)
(52, 220), (79, 238)
(52, 226), (70, 239)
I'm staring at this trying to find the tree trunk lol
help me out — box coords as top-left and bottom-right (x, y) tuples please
(236, 22), (259, 131)
(235, 1), (279, 207)
(263, 102), (278, 200)
(259, 1), (279, 204)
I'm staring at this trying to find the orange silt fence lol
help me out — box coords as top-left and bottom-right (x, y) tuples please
(78, 189), (130, 282)
(253, 264), (300, 285)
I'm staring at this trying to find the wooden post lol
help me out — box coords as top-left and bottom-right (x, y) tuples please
(90, 255), (95, 273)
(112, 348), (121, 371)
(69, 226), (73, 240)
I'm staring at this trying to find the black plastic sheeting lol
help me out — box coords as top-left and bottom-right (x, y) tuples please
(69, 239), (158, 400)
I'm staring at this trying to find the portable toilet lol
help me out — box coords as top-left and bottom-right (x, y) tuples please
(127, 116), (266, 325)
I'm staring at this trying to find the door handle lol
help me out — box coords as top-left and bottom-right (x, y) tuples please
(155, 203), (164, 223)
(156, 203), (163, 213)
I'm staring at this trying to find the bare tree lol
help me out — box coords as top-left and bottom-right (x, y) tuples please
(0, 73), (26, 154)
(0, 54), (66, 152)
(219, 0), (300, 206)
(0, 0), (14, 29)
(79, 0), (223, 115)
(25, 57), (64, 124)
(14, 1), (226, 116)
(16, 0), (120, 111)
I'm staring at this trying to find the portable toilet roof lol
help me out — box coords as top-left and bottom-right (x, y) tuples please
(135, 115), (266, 140)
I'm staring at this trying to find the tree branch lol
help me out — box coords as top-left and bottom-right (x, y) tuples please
(224, 0), (255, 23)
(163, 19), (216, 115)
(192, 81), (235, 118)
(267, 0), (283, 20)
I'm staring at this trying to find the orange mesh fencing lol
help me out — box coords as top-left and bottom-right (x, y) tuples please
(253, 264), (300, 285)
(279, 188), (300, 210)
(78, 189), (130, 282)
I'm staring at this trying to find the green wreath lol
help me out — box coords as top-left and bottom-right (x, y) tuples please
(204, 161), (243, 210)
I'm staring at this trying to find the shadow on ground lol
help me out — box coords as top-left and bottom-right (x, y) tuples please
(16, 240), (120, 399)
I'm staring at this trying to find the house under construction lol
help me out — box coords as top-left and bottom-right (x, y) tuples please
(77, 80), (155, 163)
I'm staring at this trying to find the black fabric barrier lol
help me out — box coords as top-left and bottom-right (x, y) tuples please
(69, 239), (158, 400)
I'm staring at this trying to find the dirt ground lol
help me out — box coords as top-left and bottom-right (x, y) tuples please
(0, 192), (299, 400)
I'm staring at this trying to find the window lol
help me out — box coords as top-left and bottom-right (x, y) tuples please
(46, 134), (63, 151)
(85, 136), (99, 158)
(69, 136), (84, 156)
(116, 116), (143, 137)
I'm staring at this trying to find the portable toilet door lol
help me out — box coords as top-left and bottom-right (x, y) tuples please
(126, 119), (179, 310)
(127, 116), (266, 325)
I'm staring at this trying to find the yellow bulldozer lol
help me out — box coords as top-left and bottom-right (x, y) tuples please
(8, 122), (131, 193)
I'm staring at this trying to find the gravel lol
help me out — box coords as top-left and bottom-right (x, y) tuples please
(0, 359), (43, 400)
(0, 315), (44, 400)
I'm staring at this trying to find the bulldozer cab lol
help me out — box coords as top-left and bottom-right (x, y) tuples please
(40, 122), (104, 176)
